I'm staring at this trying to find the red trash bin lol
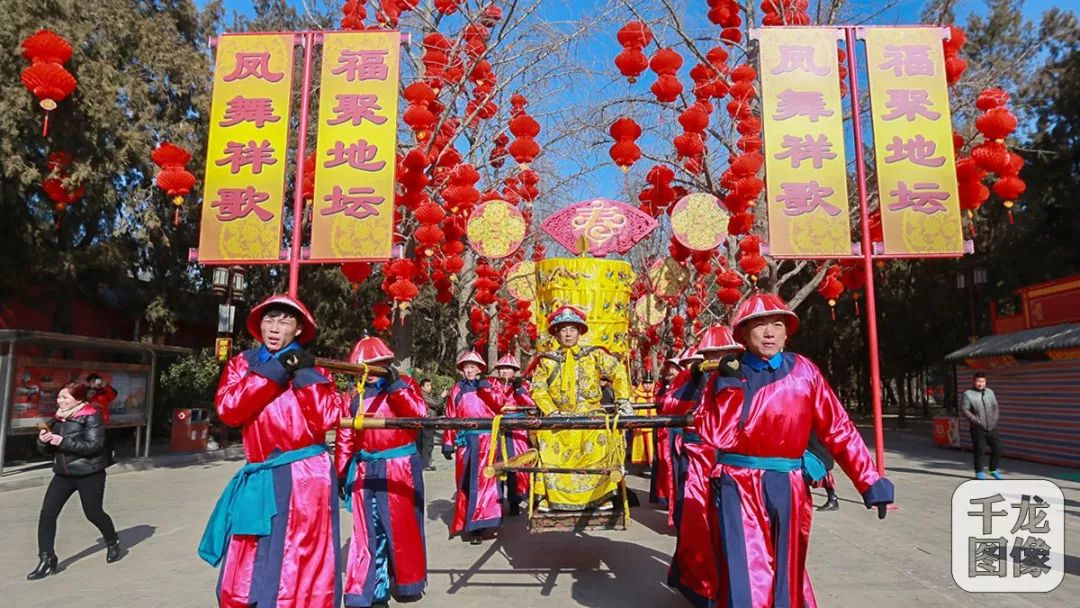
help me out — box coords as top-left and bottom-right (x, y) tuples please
(932, 416), (959, 448)
(171, 408), (210, 451)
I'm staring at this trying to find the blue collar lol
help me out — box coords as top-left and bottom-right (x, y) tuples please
(365, 377), (388, 393)
(740, 352), (783, 372)
(256, 340), (299, 364)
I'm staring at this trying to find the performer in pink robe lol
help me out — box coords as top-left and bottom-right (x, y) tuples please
(199, 295), (342, 608)
(674, 293), (894, 608)
(335, 335), (428, 608)
(492, 353), (533, 516)
(666, 325), (744, 603)
(442, 349), (508, 544)
(664, 347), (704, 529)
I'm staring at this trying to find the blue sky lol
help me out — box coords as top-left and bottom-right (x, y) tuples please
(200, 0), (1064, 204)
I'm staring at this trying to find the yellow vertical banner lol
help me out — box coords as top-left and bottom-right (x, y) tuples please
(309, 32), (401, 261)
(860, 27), (963, 255)
(755, 27), (851, 257)
(198, 34), (296, 263)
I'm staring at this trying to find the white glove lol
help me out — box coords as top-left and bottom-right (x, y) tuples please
(616, 400), (634, 416)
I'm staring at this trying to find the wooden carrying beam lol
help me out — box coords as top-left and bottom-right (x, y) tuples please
(315, 357), (389, 377)
(338, 414), (694, 431)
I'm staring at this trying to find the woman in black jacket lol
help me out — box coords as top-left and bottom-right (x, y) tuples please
(28, 382), (122, 580)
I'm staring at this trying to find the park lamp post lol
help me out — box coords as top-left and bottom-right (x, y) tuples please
(956, 266), (988, 343)
(211, 266), (246, 361)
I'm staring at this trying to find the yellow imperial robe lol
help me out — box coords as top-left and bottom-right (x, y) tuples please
(630, 383), (655, 466)
(530, 345), (631, 510)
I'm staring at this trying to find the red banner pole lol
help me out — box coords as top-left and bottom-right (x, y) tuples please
(288, 32), (315, 298)
(844, 26), (886, 477)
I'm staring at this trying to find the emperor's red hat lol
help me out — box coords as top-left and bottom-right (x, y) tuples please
(349, 335), (394, 364)
(547, 305), (588, 335)
(494, 354), (521, 370)
(456, 349), (487, 371)
(696, 325), (744, 354)
(732, 293), (800, 340)
(246, 294), (317, 345)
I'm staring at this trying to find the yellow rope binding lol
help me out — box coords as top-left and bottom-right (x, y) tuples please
(485, 414), (505, 476)
(350, 362), (370, 431)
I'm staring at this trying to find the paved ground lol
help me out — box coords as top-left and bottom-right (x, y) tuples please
(1, 427), (1076, 607)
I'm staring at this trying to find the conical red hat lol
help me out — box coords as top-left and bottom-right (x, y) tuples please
(348, 336), (394, 364)
(677, 347), (703, 365)
(456, 349), (487, 371)
(246, 294), (317, 345)
(546, 305), (589, 335)
(696, 325), (744, 354)
(494, 354), (520, 370)
(731, 293), (799, 340)
(664, 356), (683, 369)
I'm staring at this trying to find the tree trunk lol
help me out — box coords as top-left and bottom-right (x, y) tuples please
(391, 309), (415, 372)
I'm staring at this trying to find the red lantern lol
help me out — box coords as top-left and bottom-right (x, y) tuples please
(975, 87), (1010, 111)
(739, 253), (767, 280)
(678, 104), (710, 133)
(341, 262), (373, 287)
(650, 74), (683, 103)
(617, 21), (652, 48)
(728, 212), (754, 235)
(944, 55), (967, 86)
(971, 141), (1011, 174)
(21, 63), (77, 135)
(151, 142), (196, 225)
(975, 107), (1017, 141)
(21, 30), (73, 65)
(615, 48), (649, 83)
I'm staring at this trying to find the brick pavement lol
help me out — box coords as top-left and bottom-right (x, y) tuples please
(0, 429), (1075, 607)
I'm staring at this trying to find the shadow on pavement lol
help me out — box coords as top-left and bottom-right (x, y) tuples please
(428, 515), (679, 606)
(58, 524), (156, 570)
(428, 498), (455, 527)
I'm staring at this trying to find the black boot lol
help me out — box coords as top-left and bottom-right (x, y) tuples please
(817, 494), (839, 512)
(469, 533), (483, 545)
(106, 539), (124, 563)
(27, 553), (58, 580)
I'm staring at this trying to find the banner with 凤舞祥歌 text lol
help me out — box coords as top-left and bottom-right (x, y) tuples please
(755, 27), (852, 257)
(861, 26), (963, 255)
(309, 32), (401, 261)
(198, 33), (296, 263)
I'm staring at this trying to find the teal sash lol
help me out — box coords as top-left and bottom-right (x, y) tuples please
(343, 442), (419, 512)
(716, 452), (802, 472)
(198, 443), (328, 566)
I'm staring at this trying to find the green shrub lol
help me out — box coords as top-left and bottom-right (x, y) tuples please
(155, 349), (223, 438)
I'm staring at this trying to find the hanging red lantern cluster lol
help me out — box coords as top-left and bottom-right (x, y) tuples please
(961, 86), (1021, 226)
(372, 301), (393, 333)
(462, 23), (491, 59)
(737, 235), (767, 282)
(340, 0), (367, 29)
(442, 162), (481, 216)
(706, 0), (743, 43)
(422, 33), (452, 90)
(992, 152), (1025, 224)
(609, 116), (642, 173)
(20, 30), (77, 136)
(690, 250), (714, 275)
(678, 101), (712, 174)
(760, 0), (811, 26)
(690, 58), (729, 101)
(413, 197), (446, 257)
(943, 25), (967, 85)
(301, 151), (316, 201)
(469, 307), (489, 349)
(151, 142), (197, 226)
(490, 132), (509, 168)
(638, 165), (680, 217)
(836, 48), (849, 96)
(397, 147), (429, 210)
(816, 265), (845, 319)
(649, 48), (684, 103)
(614, 21), (652, 84)
(42, 151), (84, 225)
(383, 258), (420, 312)
(434, 0), (461, 16)
(839, 261), (865, 315)
(341, 262), (373, 289)
(716, 265), (743, 307)
(473, 261), (502, 306)
(403, 81), (438, 141)
(670, 314), (687, 351)
(375, 0), (420, 28)
(669, 236), (693, 263)
(508, 94), (541, 169)
(515, 169), (541, 203)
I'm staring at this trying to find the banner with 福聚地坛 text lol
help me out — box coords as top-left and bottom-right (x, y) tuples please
(197, 33), (296, 263)
(755, 27), (852, 257)
(860, 26), (963, 255)
(309, 31), (401, 261)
